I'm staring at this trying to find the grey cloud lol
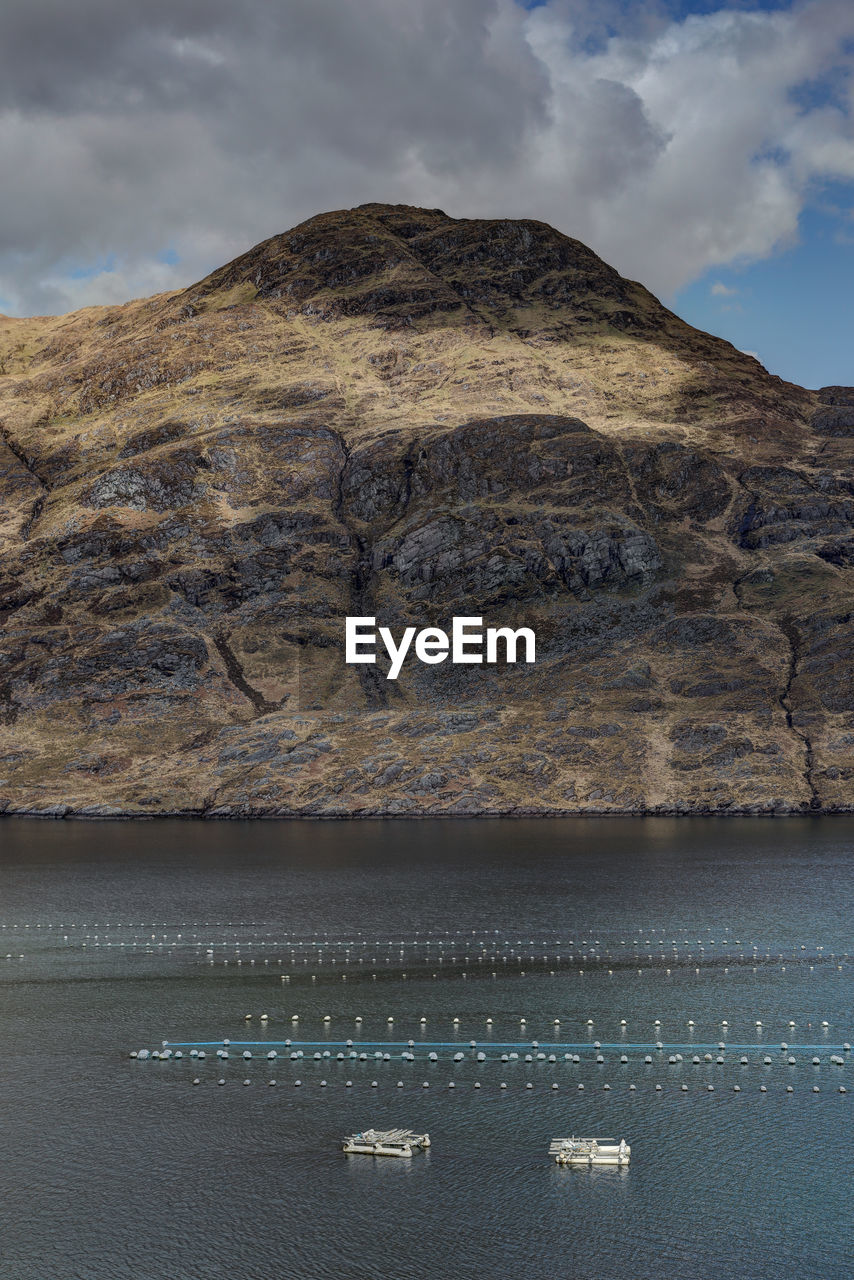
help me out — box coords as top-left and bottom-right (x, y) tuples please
(1, 0), (853, 314)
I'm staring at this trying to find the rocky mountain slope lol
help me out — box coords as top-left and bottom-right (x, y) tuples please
(0, 202), (852, 816)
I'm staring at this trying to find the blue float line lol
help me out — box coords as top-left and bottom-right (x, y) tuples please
(160, 1039), (849, 1052)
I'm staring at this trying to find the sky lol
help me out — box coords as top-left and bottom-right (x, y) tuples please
(1, 0), (853, 387)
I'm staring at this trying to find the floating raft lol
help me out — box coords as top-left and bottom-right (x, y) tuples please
(342, 1128), (431, 1158)
(550, 1137), (630, 1166)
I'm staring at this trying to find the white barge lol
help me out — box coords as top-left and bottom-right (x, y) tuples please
(342, 1128), (431, 1158)
(550, 1137), (630, 1166)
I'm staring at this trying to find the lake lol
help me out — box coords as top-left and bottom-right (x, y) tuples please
(0, 816), (851, 1280)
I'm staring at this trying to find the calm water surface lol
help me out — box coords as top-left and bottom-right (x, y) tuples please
(0, 816), (852, 1280)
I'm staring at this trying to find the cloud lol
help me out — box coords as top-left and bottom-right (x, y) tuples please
(1, 0), (854, 314)
(711, 282), (739, 296)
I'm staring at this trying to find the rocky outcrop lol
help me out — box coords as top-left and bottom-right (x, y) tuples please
(0, 203), (851, 816)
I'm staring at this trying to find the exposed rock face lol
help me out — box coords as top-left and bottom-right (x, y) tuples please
(0, 202), (851, 815)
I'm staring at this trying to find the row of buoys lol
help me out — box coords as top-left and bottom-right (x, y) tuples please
(152, 1033), (853, 1051)
(234, 1013), (846, 1031)
(13, 920), (844, 950)
(13, 920), (843, 945)
(183, 1077), (847, 1093)
(135, 1047), (848, 1064)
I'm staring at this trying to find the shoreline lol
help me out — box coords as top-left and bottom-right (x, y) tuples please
(0, 802), (846, 820)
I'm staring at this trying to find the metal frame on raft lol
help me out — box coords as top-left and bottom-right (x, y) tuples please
(549, 1137), (631, 1166)
(342, 1128), (431, 1157)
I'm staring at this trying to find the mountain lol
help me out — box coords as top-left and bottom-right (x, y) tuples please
(1, 202), (852, 816)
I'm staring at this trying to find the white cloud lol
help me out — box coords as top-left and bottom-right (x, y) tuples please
(711, 282), (739, 296)
(1, 0), (854, 313)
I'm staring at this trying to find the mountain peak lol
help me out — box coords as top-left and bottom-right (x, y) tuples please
(1, 203), (849, 817)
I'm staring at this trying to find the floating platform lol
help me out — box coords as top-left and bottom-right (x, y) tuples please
(550, 1137), (630, 1166)
(342, 1128), (431, 1157)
